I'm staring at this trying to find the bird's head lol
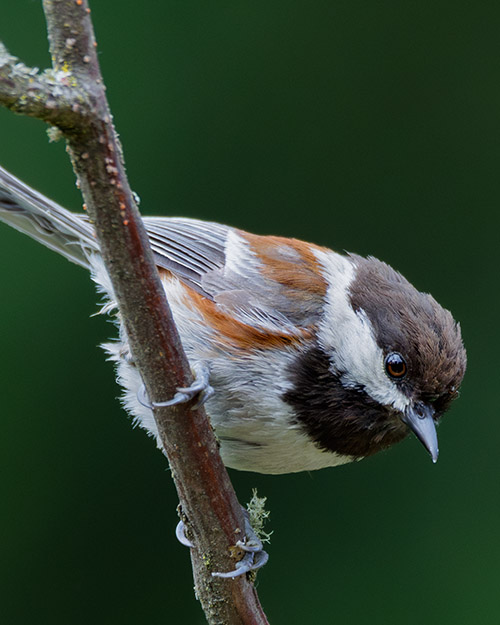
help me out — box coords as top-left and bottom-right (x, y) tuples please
(285, 252), (466, 462)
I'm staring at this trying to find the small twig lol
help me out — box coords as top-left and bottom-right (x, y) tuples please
(0, 42), (87, 128)
(0, 1), (269, 623)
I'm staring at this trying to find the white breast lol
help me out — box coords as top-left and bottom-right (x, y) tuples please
(90, 254), (353, 474)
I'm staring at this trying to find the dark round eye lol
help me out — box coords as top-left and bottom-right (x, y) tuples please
(385, 352), (407, 379)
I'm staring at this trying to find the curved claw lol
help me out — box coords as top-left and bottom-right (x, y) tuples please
(137, 383), (153, 409)
(175, 506), (269, 579)
(152, 390), (192, 408)
(251, 549), (270, 571)
(193, 383), (215, 409)
(176, 520), (194, 548)
(212, 551), (255, 578)
(211, 547), (269, 578)
(137, 362), (214, 410)
(211, 508), (269, 579)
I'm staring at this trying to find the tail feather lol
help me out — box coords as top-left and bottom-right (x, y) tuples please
(0, 165), (97, 268)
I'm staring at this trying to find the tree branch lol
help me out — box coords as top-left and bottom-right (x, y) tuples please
(0, 42), (88, 128)
(0, 2), (269, 623)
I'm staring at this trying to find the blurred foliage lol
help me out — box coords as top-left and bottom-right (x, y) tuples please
(0, 2), (497, 624)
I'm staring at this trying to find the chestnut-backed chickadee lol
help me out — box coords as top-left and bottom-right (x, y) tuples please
(0, 165), (466, 474)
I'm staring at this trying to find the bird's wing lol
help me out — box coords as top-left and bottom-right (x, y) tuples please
(0, 163), (326, 336)
(144, 217), (227, 295)
(144, 217), (328, 334)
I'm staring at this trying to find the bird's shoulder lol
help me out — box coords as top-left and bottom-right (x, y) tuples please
(144, 217), (330, 338)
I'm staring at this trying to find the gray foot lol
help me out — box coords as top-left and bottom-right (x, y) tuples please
(137, 362), (214, 409)
(175, 508), (269, 578)
(211, 508), (269, 578)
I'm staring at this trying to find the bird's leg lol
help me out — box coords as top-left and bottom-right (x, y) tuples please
(175, 507), (269, 578)
(137, 361), (214, 409)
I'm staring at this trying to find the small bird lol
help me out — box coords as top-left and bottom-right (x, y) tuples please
(0, 165), (466, 474)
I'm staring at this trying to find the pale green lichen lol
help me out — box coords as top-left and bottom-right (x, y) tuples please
(247, 488), (272, 543)
(47, 126), (64, 142)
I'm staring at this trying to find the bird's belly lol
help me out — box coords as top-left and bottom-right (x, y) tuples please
(103, 330), (354, 473)
(94, 264), (353, 474)
(214, 414), (354, 474)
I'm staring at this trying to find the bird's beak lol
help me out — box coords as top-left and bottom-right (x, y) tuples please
(401, 402), (439, 463)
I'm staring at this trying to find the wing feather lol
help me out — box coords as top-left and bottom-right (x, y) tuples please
(0, 163), (323, 335)
(143, 217), (325, 334)
(144, 217), (228, 298)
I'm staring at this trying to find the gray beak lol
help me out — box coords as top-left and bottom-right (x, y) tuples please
(402, 402), (439, 463)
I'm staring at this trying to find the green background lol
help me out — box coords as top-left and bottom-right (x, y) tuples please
(0, 2), (497, 623)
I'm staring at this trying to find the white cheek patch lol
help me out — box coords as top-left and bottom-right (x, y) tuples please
(313, 250), (410, 413)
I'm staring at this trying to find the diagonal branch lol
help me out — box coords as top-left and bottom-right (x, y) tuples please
(0, 1), (269, 623)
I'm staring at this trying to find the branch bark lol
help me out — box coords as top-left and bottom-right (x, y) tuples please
(0, 2), (269, 623)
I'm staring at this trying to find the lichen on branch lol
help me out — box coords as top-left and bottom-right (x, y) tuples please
(0, 1), (269, 622)
(0, 42), (90, 131)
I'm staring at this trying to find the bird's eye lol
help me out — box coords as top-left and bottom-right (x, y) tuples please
(384, 352), (407, 379)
